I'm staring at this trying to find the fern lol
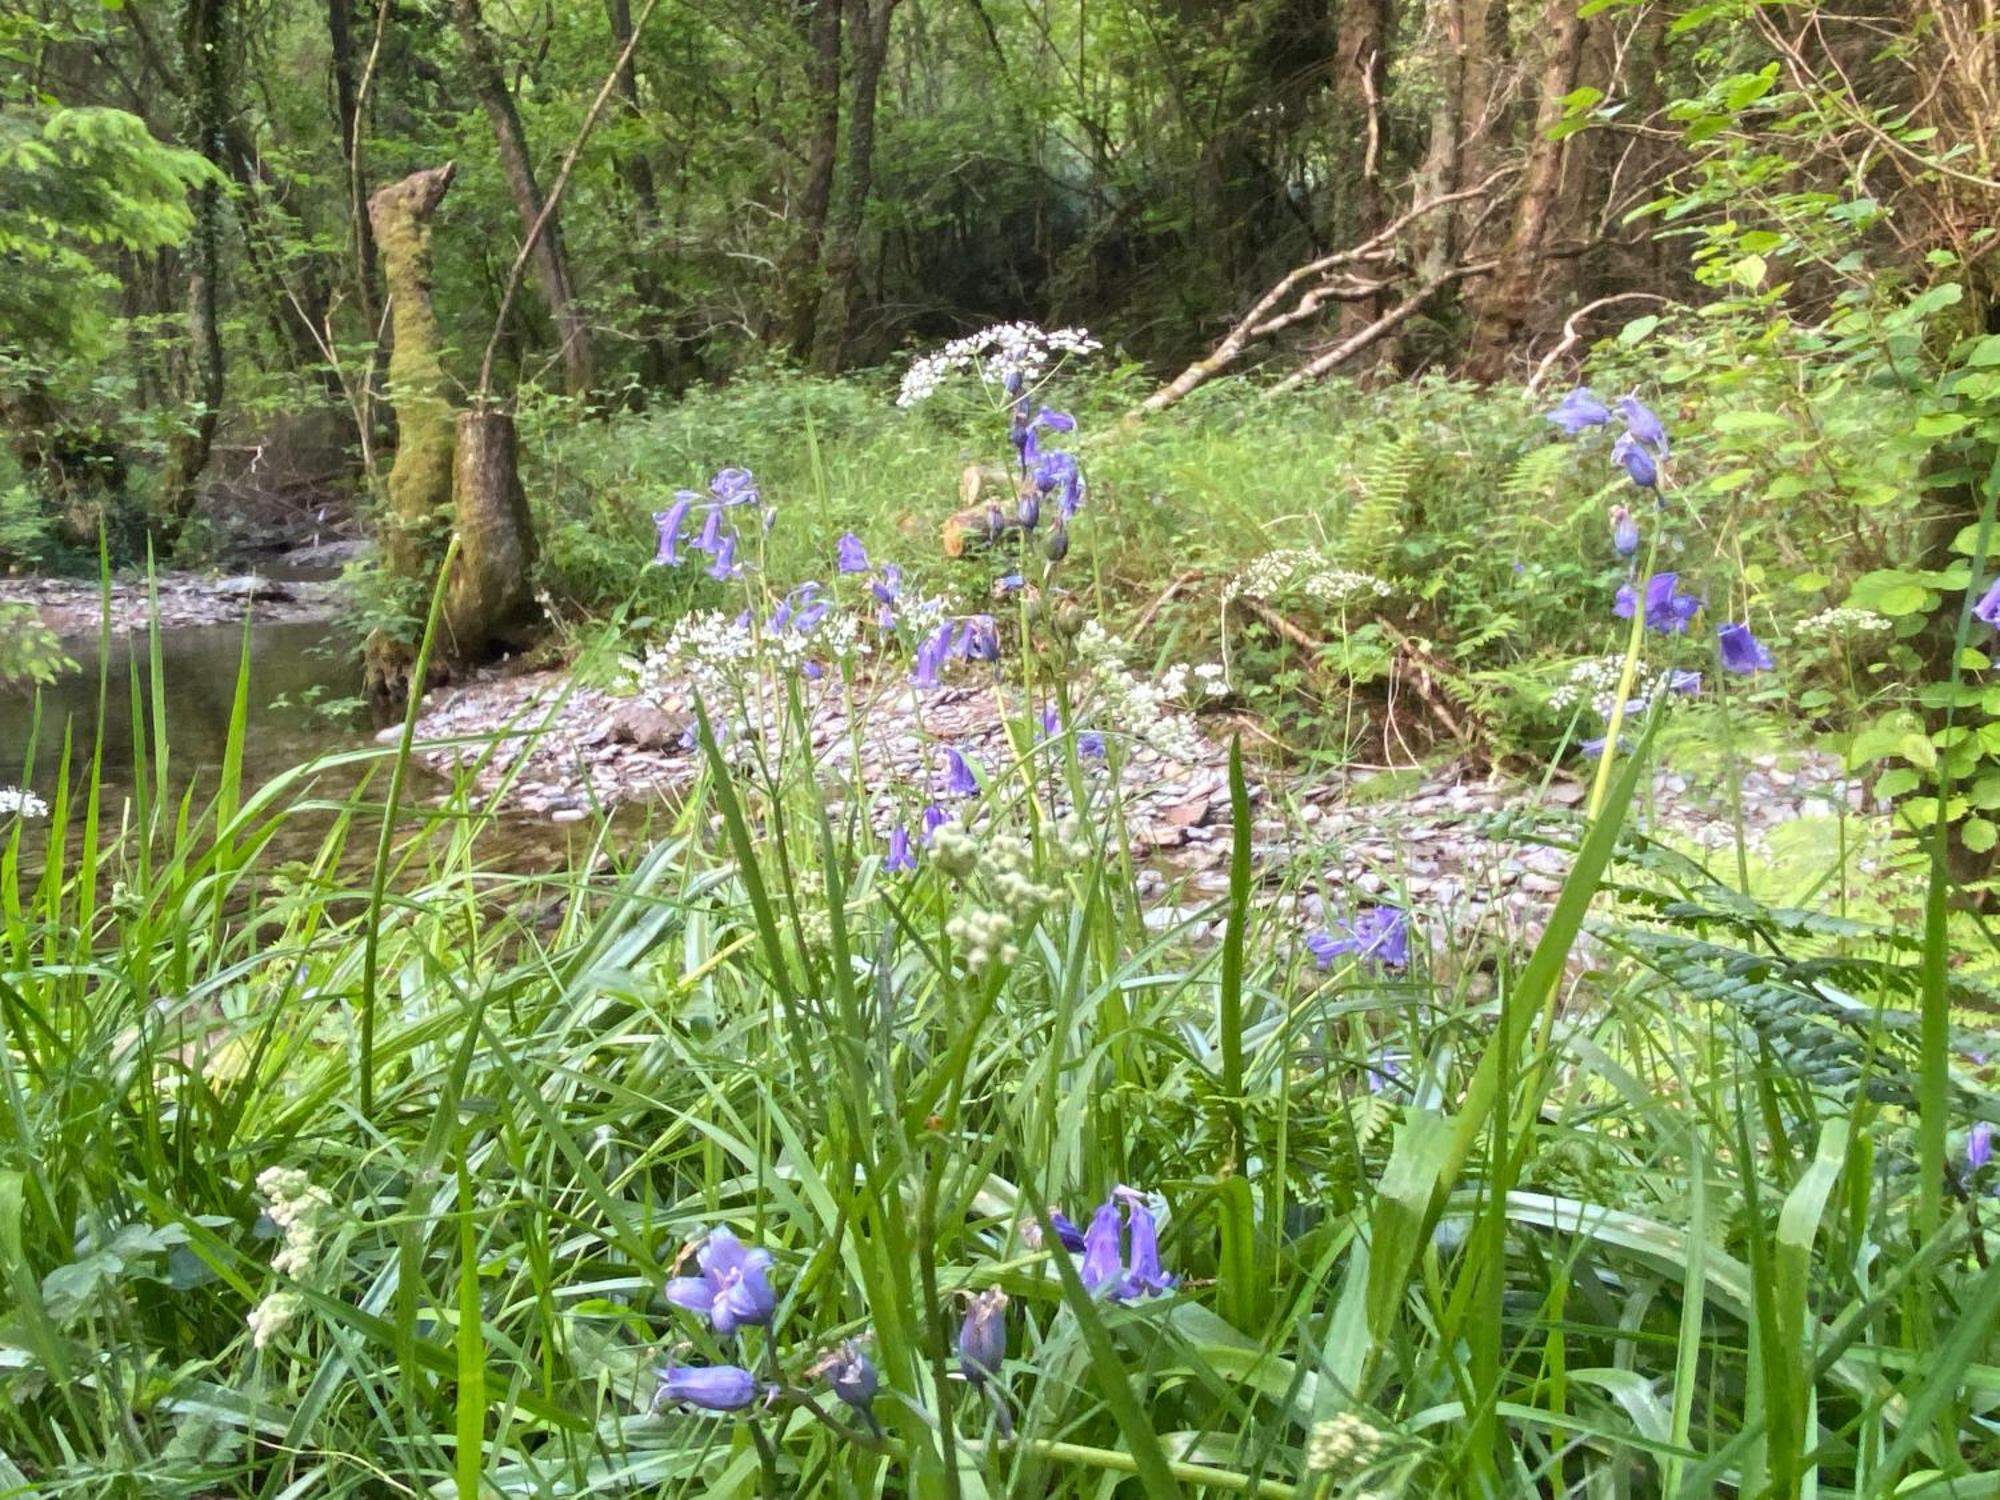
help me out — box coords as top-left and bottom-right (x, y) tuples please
(1338, 434), (1421, 572)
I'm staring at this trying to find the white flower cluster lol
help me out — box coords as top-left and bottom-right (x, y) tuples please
(1159, 661), (1230, 702)
(1075, 622), (1210, 763)
(897, 322), (1102, 407)
(1306, 1412), (1385, 1474)
(256, 1166), (332, 1279)
(1549, 654), (1647, 717)
(934, 824), (1059, 972)
(1796, 606), (1891, 637)
(1223, 549), (1393, 611)
(0, 786), (49, 819)
(247, 1291), (302, 1351)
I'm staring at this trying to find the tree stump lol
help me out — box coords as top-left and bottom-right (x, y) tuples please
(446, 405), (541, 655)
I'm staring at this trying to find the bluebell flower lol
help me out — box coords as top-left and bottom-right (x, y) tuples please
(1039, 704), (1104, 758)
(837, 533), (870, 574)
(1047, 1210), (1088, 1253)
(1116, 1187), (1176, 1299)
(658, 1363), (761, 1412)
(1610, 504), (1639, 559)
(1717, 621), (1774, 674)
(696, 505), (724, 554)
(913, 621), (954, 689)
(1972, 1122), (1995, 1171)
(1975, 579), (2000, 629)
(921, 802), (950, 842)
(653, 492), (698, 566)
(885, 825), (916, 874)
(1079, 1200), (1124, 1293)
(706, 534), (740, 581)
(1019, 491), (1041, 529)
(1612, 433), (1658, 489)
(996, 573), (1025, 593)
(1664, 668), (1702, 695)
(824, 1341), (879, 1417)
(1044, 525), (1070, 563)
(1579, 735), (1632, 758)
(942, 748), (981, 797)
(1033, 451), (1084, 519)
(1614, 572), (1701, 634)
(1618, 395), (1670, 455)
(1004, 369), (1025, 397)
(709, 467), (759, 505)
(954, 616), (1001, 664)
(665, 1227), (776, 1335)
(1307, 907), (1410, 970)
(1547, 387), (1612, 434)
(957, 1288), (1008, 1384)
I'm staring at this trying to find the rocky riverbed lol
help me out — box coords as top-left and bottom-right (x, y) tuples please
(2, 572), (343, 634)
(406, 661), (1882, 939)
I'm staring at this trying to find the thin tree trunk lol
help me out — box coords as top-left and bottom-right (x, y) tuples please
(604, 0), (683, 393)
(1464, 0), (1588, 380)
(1330, 0), (1389, 244)
(813, 0), (897, 372)
(452, 0), (597, 398)
(327, 0), (380, 333)
(159, 0), (229, 531)
(783, 0), (843, 360)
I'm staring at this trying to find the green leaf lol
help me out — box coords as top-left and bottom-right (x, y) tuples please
(1963, 818), (1997, 854)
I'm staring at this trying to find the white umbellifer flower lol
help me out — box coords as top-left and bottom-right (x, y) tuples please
(247, 1291), (302, 1350)
(1074, 623), (1208, 763)
(1193, 662), (1228, 695)
(1224, 549), (1392, 611)
(1797, 606), (1891, 637)
(1305, 1411), (1385, 1473)
(256, 1166), (333, 1280)
(0, 787), (49, 819)
(897, 322), (1102, 407)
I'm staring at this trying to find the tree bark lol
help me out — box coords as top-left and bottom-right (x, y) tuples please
(364, 163), (460, 707)
(327, 0), (381, 336)
(452, 0), (597, 399)
(783, 0), (843, 360)
(1329, 0), (1389, 244)
(604, 0), (684, 393)
(446, 407), (541, 654)
(1463, 0), (1588, 381)
(813, 0), (897, 372)
(159, 0), (229, 531)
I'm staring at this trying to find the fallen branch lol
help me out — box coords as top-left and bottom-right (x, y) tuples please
(1265, 260), (1496, 397)
(1524, 292), (1671, 394)
(1138, 166), (1518, 415)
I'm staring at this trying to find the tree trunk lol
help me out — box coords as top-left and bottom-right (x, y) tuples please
(452, 0), (597, 399)
(1329, 0), (1389, 245)
(364, 163), (458, 706)
(813, 0), (897, 372)
(1463, 0), (1588, 381)
(604, 0), (683, 393)
(327, 0), (381, 336)
(159, 0), (229, 533)
(783, 0), (843, 361)
(446, 407), (541, 654)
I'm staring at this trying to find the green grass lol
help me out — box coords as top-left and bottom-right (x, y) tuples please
(5, 357), (2000, 1498)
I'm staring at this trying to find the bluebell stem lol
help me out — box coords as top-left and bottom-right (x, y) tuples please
(657, 1363), (761, 1413)
(1717, 621), (1774, 673)
(837, 533), (870, 574)
(665, 1227), (777, 1335)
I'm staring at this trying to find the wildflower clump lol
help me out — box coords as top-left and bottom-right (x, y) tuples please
(1306, 1411), (1386, 1474)
(1074, 622), (1211, 764)
(0, 787), (49, 819)
(1796, 606), (1891, 639)
(934, 824), (1058, 972)
(256, 1166), (332, 1278)
(1224, 549), (1393, 612)
(897, 321), (1101, 407)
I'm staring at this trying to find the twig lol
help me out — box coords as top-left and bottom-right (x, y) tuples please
(1524, 292), (1671, 394)
(1130, 569), (1203, 637)
(1266, 260), (1497, 396)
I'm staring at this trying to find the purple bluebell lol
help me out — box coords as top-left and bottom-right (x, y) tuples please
(653, 492), (698, 566)
(1307, 907), (1410, 970)
(1547, 387), (1612, 434)
(664, 1227), (776, 1335)
(706, 534), (740, 581)
(1972, 1122), (1995, 1171)
(1975, 579), (2000, 629)
(921, 802), (950, 842)
(709, 467), (758, 504)
(1618, 394), (1670, 455)
(1045, 525), (1070, 563)
(1612, 433), (1658, 489)
(1614, 572), (1701, 635)
(958, 616), (1001, 663)
(885, 825), (916, 874)
(1079, 1200), (1124, 1294)
(1579, 735), (1632, 758)
(1717, 621), (1774, 674)
(1040, 703), (1105, 759)
(658, 1363), (761, 1412)
(1004, 369), (1025, 397)
(1033, 451), (1084, 519)
(1610, 505), (1639, 559)
(957, 1288), (1008, 1385)
(1116, 1187), (1176, 1299)
(1664, 668), (1702, 696)
(837, 533), (870, 574)
(913, 621), (954, 690)
(1019, 490), (1041, 529)
(943, 748), (981, 798)
(696, 505), (724, 555)
(997, 573), (1025, 593)
(1048, 1210), (1088, 1253)
(825, 1341), (879, 1416)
